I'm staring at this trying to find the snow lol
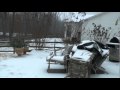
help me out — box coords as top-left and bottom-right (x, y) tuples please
(45, 38), (63, 42)
(59, 12), (101, 22)
(29, 38), (64, 48)
(49, 64), (65, 69)
(0, 47), (13, 51)
(102, 49), (109, 56)
(0, 39), (119, 78)
(0, 49), (119, 78)
(0, 32), (3, 35)
(46, 56), (64, 62)
(0, 49), (65, 78)
(72, 45), (77, 52)
(72, 40), (95, 52)
(91, 59), (119, 78)
(71, 49), (93, 62)
(79, 40), (95, 45)
(107, 42), (120, 46)
(85, 44), (94, 49)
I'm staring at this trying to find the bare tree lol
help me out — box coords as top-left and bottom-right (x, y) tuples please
(0, 12), (66, 49)
(0, 12), (9, 39)
(84, 23), (111, 44)
(9, 12), (15, 40)
(63, 12), (86, 44)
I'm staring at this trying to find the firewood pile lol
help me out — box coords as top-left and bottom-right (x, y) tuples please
(66, 53), (95, 78)
(65, 40), (109, 78)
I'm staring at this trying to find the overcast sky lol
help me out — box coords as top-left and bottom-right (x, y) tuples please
(59, 12), (102, 22)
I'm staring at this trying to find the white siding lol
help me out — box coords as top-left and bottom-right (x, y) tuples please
(81, 12), (120, 43)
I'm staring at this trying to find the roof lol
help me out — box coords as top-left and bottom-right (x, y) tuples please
(110, 36), (120, 43)
(83, 12), (109, 22)
(64, 12), (107, 23)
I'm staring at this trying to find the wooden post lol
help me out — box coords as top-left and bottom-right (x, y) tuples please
(54, 39), (56, 56)
(64, 24), (67, 39)
(13, 47), (15, 54)
(48, 57), (50, 70)
(119, 43), (120, 78)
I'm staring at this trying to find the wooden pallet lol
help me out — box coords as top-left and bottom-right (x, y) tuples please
(47, 69), (66, 73)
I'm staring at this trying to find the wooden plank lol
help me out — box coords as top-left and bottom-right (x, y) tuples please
(29, 46), (64, 48)
(0, 42), (10, 43)
(0, 40), (64, 49)
(27, 41), (64, 43)
(0, 50), (32, 52)
(107, 43), (120, 46)
(0, 46), (64, 48)
(0, 46), (12, 47)
(0, 51), (14, 52)
(0, 41), (64, 43)
(47, 69), (66, 73)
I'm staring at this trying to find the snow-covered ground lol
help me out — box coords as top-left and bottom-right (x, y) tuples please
(0, 49), (65, 78)
(91, 59), (119, 78)
(0, 47), (13, 51)
(0, 38), (119, 78)
(0, 48), (119, 78)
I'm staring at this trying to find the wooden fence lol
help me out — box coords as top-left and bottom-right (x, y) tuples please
(0, 41), (65, 52)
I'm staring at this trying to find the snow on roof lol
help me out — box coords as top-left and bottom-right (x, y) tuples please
(83, 12), (108, 22)
(61, 12), (102, 22)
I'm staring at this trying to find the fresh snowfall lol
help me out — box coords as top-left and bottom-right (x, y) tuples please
(0, 39), (119, 78)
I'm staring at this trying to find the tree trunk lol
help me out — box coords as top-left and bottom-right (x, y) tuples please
(9, 12), (15, 40)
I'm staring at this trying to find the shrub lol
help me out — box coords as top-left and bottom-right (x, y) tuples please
(10, 37), (26, 48)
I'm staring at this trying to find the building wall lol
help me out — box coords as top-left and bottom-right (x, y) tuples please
(81, 12), (120, 43)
